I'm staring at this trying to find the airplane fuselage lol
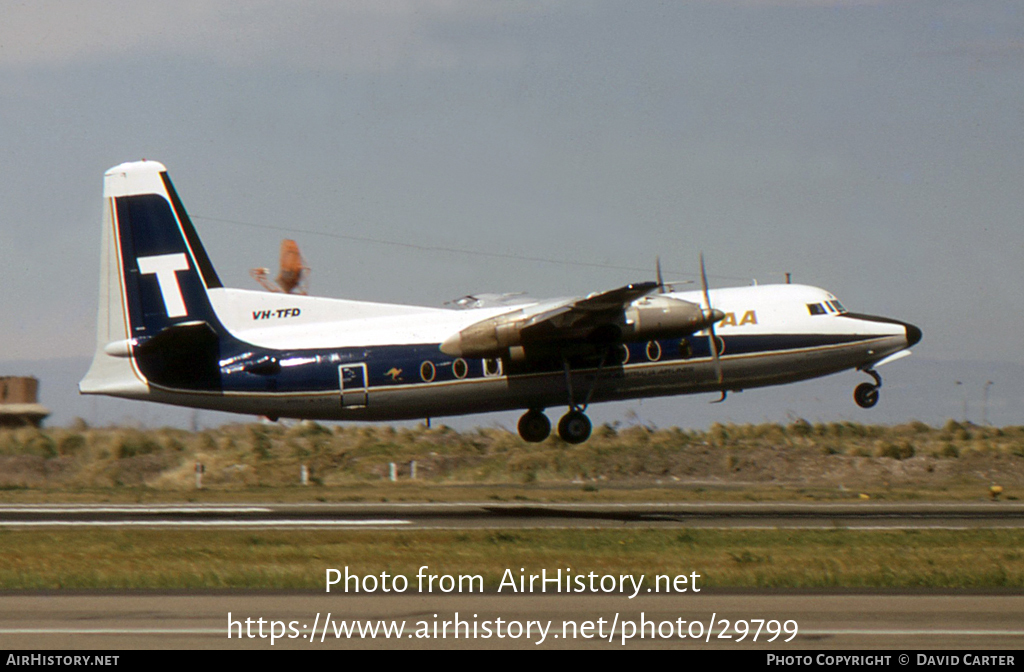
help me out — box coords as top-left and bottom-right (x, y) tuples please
(79, 160), (920, 442)
(101, 283), (915, 422)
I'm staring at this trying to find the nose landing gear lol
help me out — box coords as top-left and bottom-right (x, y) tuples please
(854, 383), (879, 408)
(854, 369), (882, 409)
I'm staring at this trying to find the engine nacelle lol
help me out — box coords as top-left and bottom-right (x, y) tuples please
(440, 313), (525, 358)
(621, 296), (720, 341)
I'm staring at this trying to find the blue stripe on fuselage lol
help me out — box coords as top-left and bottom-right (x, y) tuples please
(186, 332), (878, 396)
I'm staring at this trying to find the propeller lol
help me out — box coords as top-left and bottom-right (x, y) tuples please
(700, 252), (724, 386)
(656, 257), (666, 293)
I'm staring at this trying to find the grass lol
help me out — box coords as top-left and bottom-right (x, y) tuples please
(1, 528), (1023, 590)
(0, 420), (1021, 501)
(1, 421), (1021, 591)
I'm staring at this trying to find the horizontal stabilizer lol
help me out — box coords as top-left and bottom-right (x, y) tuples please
(135, 320), (219, 356)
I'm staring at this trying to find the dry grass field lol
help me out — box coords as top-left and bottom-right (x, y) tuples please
(0, 420), (1021, 502)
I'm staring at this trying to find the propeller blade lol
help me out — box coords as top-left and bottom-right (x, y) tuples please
(700, 253), (723, 386)
(656, 257), (665, 293)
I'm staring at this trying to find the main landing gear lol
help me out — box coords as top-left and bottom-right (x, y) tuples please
(854, 368), (882, 409)
(517, 352), (604, 444)
(516, 408), (592, 444)
(557, 410), (592, 444)
(518, 409), (551, 443)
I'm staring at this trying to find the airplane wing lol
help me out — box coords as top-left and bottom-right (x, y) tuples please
(563, 281), (660, 312)
(440, 281), (721, 358)
(515, 282), (660, 337)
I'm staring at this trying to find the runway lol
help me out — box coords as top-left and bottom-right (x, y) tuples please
(1, 592), (1022, 649)
(2, 502), (1024, 529)
(3, 503), (1023, 650)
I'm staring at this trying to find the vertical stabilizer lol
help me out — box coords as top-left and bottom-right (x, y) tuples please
(80, 161), (226, 397)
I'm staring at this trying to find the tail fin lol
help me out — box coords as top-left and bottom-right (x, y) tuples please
(80, 160), (226, 396)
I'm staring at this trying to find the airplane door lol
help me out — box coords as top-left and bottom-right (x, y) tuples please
(339, 363), (368, 408)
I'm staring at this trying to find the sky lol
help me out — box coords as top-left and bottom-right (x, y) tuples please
(1, 1), (1022, 429)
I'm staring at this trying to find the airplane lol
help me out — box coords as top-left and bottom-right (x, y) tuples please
(80, 160), (922, 444)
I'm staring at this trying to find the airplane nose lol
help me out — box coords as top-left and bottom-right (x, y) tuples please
(904, 322), (922, 347)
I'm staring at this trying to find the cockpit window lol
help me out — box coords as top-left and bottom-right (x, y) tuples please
(807, 303), (827, 316)
(829, 300), (846, 313)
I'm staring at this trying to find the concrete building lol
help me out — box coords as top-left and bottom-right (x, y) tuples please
(0, 376), (50, 428)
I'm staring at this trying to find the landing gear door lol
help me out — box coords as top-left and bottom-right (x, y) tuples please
(339, 363), (368, 408)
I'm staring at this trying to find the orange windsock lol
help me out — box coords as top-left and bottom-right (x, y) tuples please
(276, 239), (306, 294)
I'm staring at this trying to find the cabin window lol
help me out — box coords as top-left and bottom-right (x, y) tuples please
(482, 358), (503, 377)
(807, 303), (827, 316)
(420, 361), (436, 383)
(452, 358), (468, 379)
(646, 340), (662, 362)
(617, 344), (630, 365)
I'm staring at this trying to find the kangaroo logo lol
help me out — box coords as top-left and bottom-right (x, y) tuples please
(137, 253), (190, 318)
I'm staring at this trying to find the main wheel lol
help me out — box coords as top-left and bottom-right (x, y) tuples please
(517, 410), (551, 443)
(854, 382), (879, 408)
(557, 410), (592, 444)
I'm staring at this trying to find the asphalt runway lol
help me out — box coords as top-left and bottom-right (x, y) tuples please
(1, 592), (1022, 649)
(2, 502), (1024, 529)
(3, 503), (1023, 651)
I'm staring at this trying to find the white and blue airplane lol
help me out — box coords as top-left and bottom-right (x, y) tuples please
(80, 160), (921, 443)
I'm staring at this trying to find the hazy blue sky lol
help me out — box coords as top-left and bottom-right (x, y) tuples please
(2, 1), (1022, 427)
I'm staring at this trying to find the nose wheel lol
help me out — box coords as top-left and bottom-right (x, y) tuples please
(854, 369), (882, 409)
(854, 383), (879, 408)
